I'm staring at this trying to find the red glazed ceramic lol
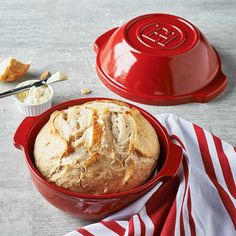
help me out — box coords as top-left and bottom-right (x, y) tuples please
(94, 14), (227, 105)
(14, 98), (183, 219)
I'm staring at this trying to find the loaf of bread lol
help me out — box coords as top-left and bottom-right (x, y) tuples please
(34, 100), (160, 194)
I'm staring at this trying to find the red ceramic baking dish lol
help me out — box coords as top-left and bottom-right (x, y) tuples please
(94, 14), (227, 105)
(13, 98), (183, 219)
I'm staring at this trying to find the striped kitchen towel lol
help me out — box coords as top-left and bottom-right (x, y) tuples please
(65, 114), (236, 236)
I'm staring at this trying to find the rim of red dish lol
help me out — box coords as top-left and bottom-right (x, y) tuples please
(23, 97), (171, 199)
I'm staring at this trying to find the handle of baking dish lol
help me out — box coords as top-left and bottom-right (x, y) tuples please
(13, 116), (39, 151)
(157, 142), (183, 180)
(192, 69), (227, 103)
(94, 27), (118, 54)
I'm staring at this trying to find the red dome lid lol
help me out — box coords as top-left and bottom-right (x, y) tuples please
(94, 14), (227, 105)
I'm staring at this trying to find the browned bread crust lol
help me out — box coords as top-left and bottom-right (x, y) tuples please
(0, 57), (30, 82)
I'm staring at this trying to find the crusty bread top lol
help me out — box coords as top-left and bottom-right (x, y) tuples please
(34, 100), (160, 194)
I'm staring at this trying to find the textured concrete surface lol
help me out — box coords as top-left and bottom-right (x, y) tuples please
(0, 0), (235, 235)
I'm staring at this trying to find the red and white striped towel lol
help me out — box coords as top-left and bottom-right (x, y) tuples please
(65, 114), (236, 236)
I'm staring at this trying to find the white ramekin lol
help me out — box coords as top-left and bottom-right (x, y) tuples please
(14, 80), (54, 116)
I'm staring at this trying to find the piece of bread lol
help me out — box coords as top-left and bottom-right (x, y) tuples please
(34, 100), (160, 194)
(0, 57), (30, 82)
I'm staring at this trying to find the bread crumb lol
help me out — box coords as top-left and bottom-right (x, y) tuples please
(81, 88), (91, 95)
(40, 71), (51, 80)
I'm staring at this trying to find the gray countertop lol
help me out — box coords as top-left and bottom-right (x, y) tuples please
(0, 0), (235, 235)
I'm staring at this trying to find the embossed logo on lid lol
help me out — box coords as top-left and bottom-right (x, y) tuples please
(124, 14), (199, 56)
(139, 22), (186, 49)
